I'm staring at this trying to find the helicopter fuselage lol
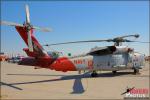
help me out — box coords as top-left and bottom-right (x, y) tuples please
(49, 46), (145, 72)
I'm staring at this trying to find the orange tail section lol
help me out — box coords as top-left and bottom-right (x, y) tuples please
(15, 26), (48, 58)
(15, 26), (53, 67)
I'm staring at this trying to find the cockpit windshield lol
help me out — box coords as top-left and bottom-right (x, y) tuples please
(47, 51), (62, 59)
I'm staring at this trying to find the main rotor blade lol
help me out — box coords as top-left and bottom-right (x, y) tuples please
(117, 34), (139, 39)
(1, 21), (23, 27)
(44, 34), (147, 46)
(25, 4), (30, 23)
(44, 39), (110, 46)
(129, 41), (150, 43)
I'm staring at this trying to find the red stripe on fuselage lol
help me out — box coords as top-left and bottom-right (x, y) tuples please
(50, 57), (77, 72)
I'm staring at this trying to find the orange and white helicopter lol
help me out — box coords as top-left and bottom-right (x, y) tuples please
(1, 5), (147, 77)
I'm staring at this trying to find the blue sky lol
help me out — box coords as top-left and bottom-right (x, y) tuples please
(1, 1), (149, 56)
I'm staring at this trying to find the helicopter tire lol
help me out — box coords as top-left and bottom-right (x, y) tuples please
(91, 71), (98, 77)
(133, 68), (139, 74)
(112, 70), (117, 74)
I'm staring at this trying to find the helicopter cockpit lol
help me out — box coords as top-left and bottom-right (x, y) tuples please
(47, 51), (63, 59)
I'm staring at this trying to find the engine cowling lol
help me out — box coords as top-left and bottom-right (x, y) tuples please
(113, 46), (134, 54)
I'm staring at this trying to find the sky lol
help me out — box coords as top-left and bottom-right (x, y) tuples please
(1, 1), (149, 56)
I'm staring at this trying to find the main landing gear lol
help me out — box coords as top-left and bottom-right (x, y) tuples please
(91, 70), (98, 77)
(133, 68), (139, 74)
(112, 70), (117, 74)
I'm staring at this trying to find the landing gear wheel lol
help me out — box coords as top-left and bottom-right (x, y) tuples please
(134, 68), (139, 74)
(112, 71), (117, 74)
(91, 71), (98, 77)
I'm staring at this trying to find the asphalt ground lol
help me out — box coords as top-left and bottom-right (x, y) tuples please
(0, 61), (149, 99)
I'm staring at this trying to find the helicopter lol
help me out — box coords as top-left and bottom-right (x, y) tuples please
(1, 5), (147, 77)
(44, 34), (146, 77)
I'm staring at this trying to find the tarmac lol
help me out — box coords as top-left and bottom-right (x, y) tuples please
(0, 61), (149, 99)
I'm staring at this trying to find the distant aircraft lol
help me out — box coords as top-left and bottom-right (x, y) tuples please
(1, 5), (148, 77)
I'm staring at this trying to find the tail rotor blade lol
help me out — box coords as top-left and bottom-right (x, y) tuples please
(1, 20), (52, 32)
(27, 30), (33, 52)
(33, 26), (52, 32)
(1, 21), (23, 27)
(25, 4), (30, 23)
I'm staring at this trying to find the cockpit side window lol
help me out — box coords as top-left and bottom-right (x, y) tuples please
(47, 51), (59, 59)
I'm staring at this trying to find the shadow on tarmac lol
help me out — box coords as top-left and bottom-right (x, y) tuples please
(7, 71), (142, 86)
(0, 82), (23, 90)
(2, 71), (147, 93)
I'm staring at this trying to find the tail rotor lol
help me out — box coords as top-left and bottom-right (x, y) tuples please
(1, 4), (52, 52)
